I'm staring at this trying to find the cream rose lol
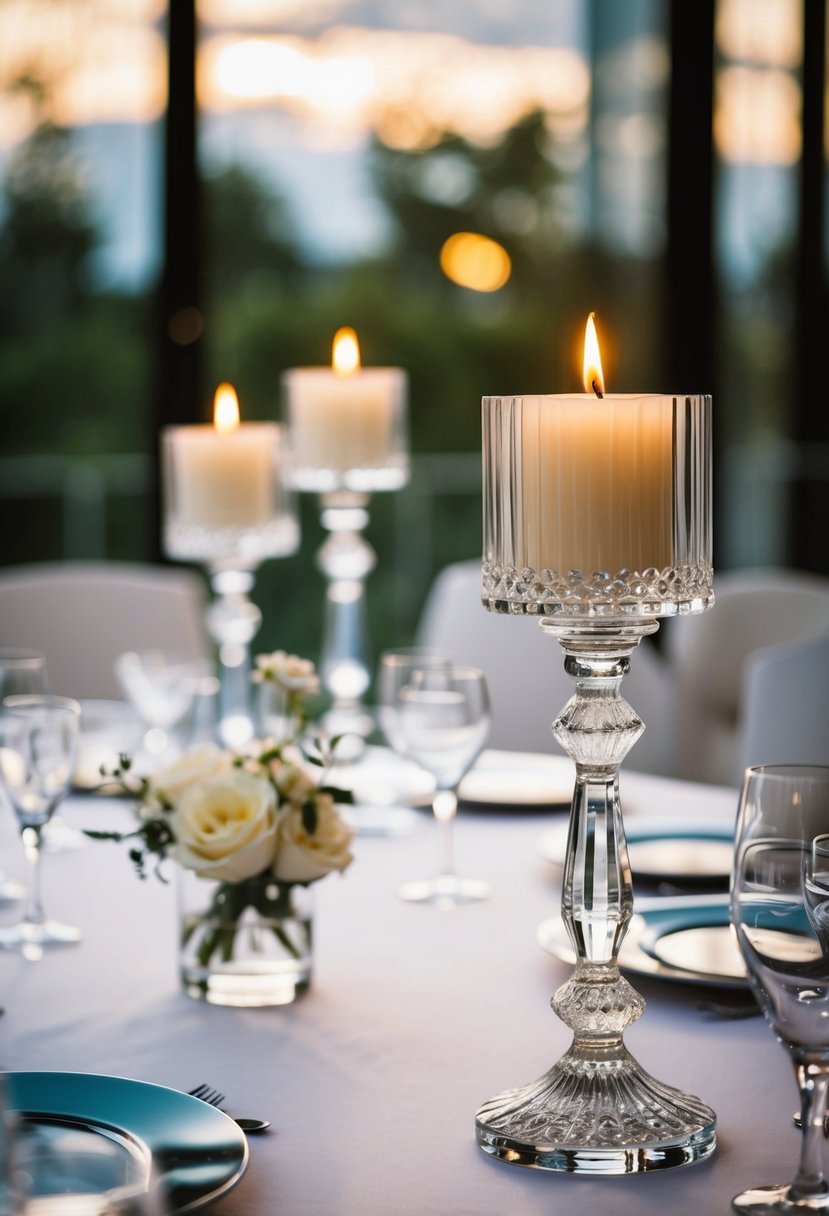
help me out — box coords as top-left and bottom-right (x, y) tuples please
(273, 793), (354, 884)
(171, 771), (278, 882)
(275, 761), (317, 806)
(253, 650), (320, 696)
(152, 744), (233, 805)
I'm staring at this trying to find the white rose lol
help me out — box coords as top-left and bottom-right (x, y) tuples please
(152, 744), (233, 805)
(171, 771), (278, 882)
(273, 793), (354, 884)
(275, 761), (317, 806)
(252, 650), (320, 695)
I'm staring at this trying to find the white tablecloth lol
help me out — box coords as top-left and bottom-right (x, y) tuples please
(0, 764), (802, 1216)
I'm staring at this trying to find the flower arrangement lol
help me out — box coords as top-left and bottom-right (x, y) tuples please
(89, 652), (354, 985)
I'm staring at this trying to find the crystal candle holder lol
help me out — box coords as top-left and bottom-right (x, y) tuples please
(162, 422), (299, 748)
(475, 392), (716, 1174)
(282, 363), (408, 746)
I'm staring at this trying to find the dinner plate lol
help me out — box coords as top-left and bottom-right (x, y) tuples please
(5, 1071), (248, 1213)
(458, 750), (575, 810)
(538, 818), (734, 883)
(537, 894), (748, 988)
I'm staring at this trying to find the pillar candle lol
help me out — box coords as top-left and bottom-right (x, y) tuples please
(515, 393), (674, 574)
(283, 328), (407, 475)
(164, 384), (280, 530)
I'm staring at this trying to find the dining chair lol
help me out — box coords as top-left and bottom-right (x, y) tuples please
(0, 561), (209, 700)
(738, 632), (829, 774)
(664, 568), (829, 785)
(415, 559), (672, 775)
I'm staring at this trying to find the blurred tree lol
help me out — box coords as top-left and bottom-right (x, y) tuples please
(369, 109), (566, 295)
(0, 76), (99, 337)
(203, 161), (303, 300)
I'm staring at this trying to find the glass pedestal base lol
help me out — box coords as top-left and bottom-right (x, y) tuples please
(0, 917), (82, 962)
(398, 873), (492, 909)
(732, 1184), (829, 1214)
(473, 617), (717, 1174)
(476, 1042), (716, 1174)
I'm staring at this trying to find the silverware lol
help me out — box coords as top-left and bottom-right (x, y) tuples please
(188, 1084), (271, 1134)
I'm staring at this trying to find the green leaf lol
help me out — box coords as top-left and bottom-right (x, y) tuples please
(301, 800), (318, 835)
(319, 785), (354, 804)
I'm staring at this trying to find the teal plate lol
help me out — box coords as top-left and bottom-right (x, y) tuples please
(537, 894), (748, 989)
(5, 1072), (249, 1212)
(539, 818), (734, 883)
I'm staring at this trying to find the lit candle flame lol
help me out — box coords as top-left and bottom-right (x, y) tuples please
(582, 312), (605, 397)
(332, 327), (361, 376)
(213, 382), (240, 432)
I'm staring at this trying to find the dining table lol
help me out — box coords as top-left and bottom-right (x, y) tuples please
(0, 752), (801, 1216)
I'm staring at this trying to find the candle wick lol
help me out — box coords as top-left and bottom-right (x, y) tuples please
(591, 379), (604, 399)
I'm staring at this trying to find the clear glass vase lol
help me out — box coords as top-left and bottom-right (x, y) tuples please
(177, 868), (312, 1007)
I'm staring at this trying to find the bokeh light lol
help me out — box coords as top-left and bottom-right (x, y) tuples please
(439, 232), (512, 292)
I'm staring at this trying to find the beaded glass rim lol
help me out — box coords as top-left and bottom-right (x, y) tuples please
(481, 561), (715, 618)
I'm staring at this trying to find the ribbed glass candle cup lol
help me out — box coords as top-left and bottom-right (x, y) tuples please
(482, 393), (712, 620)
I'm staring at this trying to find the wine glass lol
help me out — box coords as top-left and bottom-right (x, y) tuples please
(387, 663), (492, 908)
(0, 695), (82, 959)
(351, 648), (450, 838)
(377, 649), (450, 755)
(115, 650), (210, 766)
(0, 651), (47, 899)
(731, 764), (829, 1214)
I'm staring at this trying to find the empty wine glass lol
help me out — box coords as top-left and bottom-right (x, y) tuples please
(377, 649), (449, 754)
(115, 650), (210, 766)
(731, 764), (829, 1214)
(387, 663), (492, 908)
(0, 695), (82, 959)
(0, 651), (47, 900)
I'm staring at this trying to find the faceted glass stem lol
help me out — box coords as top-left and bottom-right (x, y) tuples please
(316, 492), (377, 747)
(475, 620), (717, 1174)
(206, 568), (262, 749)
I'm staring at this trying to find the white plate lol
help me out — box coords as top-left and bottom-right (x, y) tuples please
(539, 818), (734, 882)
(537, 894), (747, 988)
(459, 750), (575, 809)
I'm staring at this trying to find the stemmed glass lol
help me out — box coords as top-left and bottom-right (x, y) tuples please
(115, 650), (210, 766)
(377, 649), (450, 757)
(731, 764), (829, 1214)
(385, 663), (492, 908)
(0, 650), (47, 899)
(0, 695), (82, 959)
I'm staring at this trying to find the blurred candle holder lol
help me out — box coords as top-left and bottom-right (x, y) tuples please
(474, 319), (717, 1174)
(163, 383), (299, 748)
(283, 328), (408, 750)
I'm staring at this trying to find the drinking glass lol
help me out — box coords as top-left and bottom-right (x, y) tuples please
(0, 695), (82, 959)
(377, 648), (451, 750)
(115, 650), (210, 765)
(0, 650), (47, 699)
(731, 764), (829, 1214)
(387, 664), (492, 907)
(0, 651), (47, 901)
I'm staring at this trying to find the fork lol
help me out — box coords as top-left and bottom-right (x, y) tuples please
(189, 1083), (225, 1107)
(188, 1084), (271, 1133)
